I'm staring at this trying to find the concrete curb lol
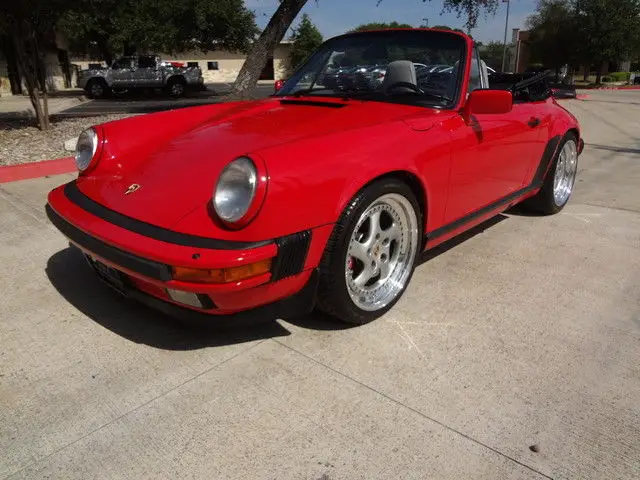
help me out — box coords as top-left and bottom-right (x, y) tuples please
(0, 157), (75, 184)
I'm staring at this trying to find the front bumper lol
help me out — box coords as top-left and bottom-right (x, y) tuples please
(47, 181), (331, 321)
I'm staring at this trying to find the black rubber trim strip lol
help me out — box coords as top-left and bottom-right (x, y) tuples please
(427, 183), (541, 241)
(271, 230), (312, 281)
(196, 293), (216, 310)
(47, 204), (173, 281)
(532, 135), (561, 184)
(279, 99), (346, 108)
(63, 182), (271, 251)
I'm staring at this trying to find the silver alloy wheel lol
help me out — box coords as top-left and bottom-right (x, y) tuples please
(553, 139), (578, 207)
(171, 82), (185, 96)
(90, 82), (104, 97)
(345, 193), (419, 312)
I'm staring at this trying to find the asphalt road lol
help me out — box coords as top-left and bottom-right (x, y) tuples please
(52, 83), (275, 118)
(1, 91), (639, 479)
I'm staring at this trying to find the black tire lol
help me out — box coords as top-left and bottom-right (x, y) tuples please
(85, 79), (109, 99)
(166, 77), (186, 97)
(522, 133), (579, 215)
(317, 179), (422, 325)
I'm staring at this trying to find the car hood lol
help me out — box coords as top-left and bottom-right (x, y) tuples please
(77, 97), (433, 230)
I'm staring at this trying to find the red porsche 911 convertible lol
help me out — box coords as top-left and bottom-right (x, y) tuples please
(47, 29), (582, 325)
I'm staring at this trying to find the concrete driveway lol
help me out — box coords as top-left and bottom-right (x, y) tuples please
(1, 91), (638, 479)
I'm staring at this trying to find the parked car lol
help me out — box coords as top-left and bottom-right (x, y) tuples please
(76, 54), (204, 99)
(48, 29), (582, 326)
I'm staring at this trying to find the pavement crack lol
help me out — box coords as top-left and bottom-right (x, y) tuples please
(272, 339), (554, 480)
(576, 202), (640, 215)
(2, 339), (267, 480)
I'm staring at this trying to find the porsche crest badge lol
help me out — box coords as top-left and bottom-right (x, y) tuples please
(124, 184), (141, 195)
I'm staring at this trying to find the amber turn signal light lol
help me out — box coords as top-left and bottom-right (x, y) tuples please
(172, 258), (272, 284)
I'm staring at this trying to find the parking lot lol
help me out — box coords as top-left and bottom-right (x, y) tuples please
(52, 83), (275, 118)
(0, 90), (638, 479)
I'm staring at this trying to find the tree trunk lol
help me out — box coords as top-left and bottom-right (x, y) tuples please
(231, 0), (309, 97)
(11, 23), (50, 130)
(595, 69), (602, 85)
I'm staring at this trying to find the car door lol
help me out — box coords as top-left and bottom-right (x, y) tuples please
(444, 49), (546, 224)
(132, 55), (162, 87)
(110, 57), (134, 86)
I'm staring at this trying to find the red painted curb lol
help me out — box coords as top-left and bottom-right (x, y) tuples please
(0, 157), (76, 184)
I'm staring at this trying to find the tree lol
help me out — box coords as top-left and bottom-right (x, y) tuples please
(232, 0), (501, 96)
(526, 0), (579, 76)
(351, 21), (414, 32)
(430, 24), (465, 32)
(574, 0), (640, 83)
(289, 14), (323, 73)
(0, 0), (67, 130)
(479, 40), (512, 70)
(59, 0), (258, 64)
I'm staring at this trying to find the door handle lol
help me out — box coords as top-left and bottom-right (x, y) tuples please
(528, 117), (541, 128)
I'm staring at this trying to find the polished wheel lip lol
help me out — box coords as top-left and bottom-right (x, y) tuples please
(553, 139), (578, 207)
(345, 193), (418, 312)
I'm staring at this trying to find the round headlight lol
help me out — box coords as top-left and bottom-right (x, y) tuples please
(213, 157), (257, 223)
(75, 128), (98, 172)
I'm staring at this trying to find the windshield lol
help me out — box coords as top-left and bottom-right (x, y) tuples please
(277, 30), (466, 108)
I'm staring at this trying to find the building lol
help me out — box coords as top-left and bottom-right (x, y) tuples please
(510, 28), (627, 77)
(70, 42), (292, 85)
(0, 34), (292, 97)
(0, 32), (73, 97)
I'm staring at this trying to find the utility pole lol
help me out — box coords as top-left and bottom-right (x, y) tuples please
(501, 0), (510, 72)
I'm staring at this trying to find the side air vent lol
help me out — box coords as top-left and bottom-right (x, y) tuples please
(271, 230), (312, 281)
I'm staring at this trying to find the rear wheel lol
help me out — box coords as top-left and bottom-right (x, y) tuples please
(167, 77), (186, 97)
(317, 180), (421, 324)
(524, 133), (579, 214)
(85, 79), (109, 99)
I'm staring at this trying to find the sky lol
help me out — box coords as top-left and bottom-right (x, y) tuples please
(245, 0), (537, 44)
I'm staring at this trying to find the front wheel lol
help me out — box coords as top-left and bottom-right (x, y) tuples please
(317, 180), (422, 324)
(85, 79), (109, 99)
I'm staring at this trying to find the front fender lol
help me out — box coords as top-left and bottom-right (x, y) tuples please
(256, 120), (451, 236)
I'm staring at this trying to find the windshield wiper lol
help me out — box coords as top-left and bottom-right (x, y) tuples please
(420, 91), (452, 102)
(335, 89), (379, 100)
(288, 87), (334, 97)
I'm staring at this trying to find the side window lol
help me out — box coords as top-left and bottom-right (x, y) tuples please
(138, 56), (157, 68)
(112, 57), (133, 69)
(468, 47), (482, 93)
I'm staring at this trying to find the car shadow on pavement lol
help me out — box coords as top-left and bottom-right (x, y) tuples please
(419, 214), (508, 264)
(46, 246), (294, 350)
(45, 214), (510, 348)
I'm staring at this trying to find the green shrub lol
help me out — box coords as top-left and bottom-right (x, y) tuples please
(609, 71), (631, 82)
(601, 76), (613, 82)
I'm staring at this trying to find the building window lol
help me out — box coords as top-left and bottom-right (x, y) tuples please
(187, 62), (199, 68)
(207, 61), (219, 71)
